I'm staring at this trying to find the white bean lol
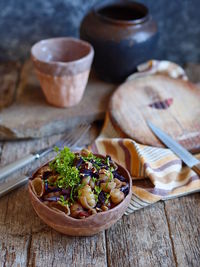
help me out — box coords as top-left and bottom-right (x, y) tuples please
(99, 169), (112, 182)
(78, 185), (96, 209)
(100, 181), (116, 193)
(110, 189), (124, 204)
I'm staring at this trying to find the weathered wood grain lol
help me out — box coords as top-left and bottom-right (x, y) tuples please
(27, 230), (107, 267)
(0, 62), (20, 110)
(0, 184), (107, 267)
(105, 202), (176, 267)
(0, 136), (55, 267)
(0, 229), (30, 267)
(0, 184), (45, 266)
(164, 194), (200, 267)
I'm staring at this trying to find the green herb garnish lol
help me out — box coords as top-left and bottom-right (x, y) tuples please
(94, 185), (102, 202)
(94, 157), (102, 164)
(50, 146), (75, 171)
(106, 157), (110, 166)
(94, 194), (98, 202)
(105, 171), (113, 188)
(92, 177), (97, 183)
(94, 185), (102, 195)
(105, 193), (110, 204)
(93, 163), (100, 170)
(49, 147), (80, 200)
(82, 152), (102, 164)
(108, 166), (114, 172)
(58, 195), (69, 206)
(76, 182), (86, 198)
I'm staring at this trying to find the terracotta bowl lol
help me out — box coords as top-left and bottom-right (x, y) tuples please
(28, 154), (132, 236)
(31, 37), (94, 107)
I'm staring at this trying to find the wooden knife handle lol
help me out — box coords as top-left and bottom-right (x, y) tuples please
(192, 162), (200, 176)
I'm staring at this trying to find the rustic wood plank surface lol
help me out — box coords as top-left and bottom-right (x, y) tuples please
(164, 195), (200, 266)
(0, 64), (200, 267)
(0, 62), (20, 110)
(106, 202), (176, 267)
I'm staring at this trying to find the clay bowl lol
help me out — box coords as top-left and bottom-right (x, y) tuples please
(31, 37), (94, 107)
(28, 154), (132, 236)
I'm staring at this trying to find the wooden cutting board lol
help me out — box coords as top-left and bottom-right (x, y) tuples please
(109, 75), (200, 153)
(0, 60), (115, 140)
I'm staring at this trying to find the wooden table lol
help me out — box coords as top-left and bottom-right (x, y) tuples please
(0, 64), (200, 267)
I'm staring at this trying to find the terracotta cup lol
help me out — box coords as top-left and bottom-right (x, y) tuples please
(31, 37), (94, 107)
(28, 154), (132, 236)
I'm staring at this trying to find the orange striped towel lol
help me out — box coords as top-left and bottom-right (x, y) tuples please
(90, 60), (200, 214)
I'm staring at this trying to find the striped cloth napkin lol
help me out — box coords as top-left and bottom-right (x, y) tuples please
(90, 60), (200, 214)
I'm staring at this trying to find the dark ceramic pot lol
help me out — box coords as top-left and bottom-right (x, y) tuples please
(80, 0), (158, 83)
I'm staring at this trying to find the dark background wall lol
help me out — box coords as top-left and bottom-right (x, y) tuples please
(0, 0), (200, 64)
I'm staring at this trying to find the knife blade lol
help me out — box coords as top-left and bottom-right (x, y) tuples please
(147, 121), (200, 175)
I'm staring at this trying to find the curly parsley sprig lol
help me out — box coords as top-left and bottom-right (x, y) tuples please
(49, 147), (80, 198)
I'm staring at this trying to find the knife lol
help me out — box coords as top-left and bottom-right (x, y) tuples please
(147, 121), (200, 176)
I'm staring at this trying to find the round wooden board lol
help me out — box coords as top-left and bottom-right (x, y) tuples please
(109, 75), (200, 153)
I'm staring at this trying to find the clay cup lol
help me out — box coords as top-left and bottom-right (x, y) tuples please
(31, 37), (94, 107)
